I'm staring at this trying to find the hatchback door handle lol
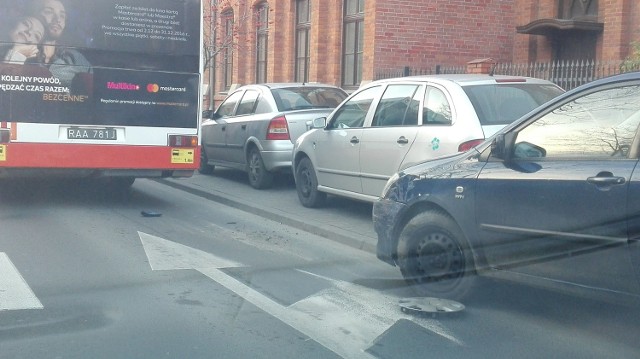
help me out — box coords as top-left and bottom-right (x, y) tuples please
(397, 136), (409, 144)
(350, 136), (360, 144)
(241, 124), (247, 130)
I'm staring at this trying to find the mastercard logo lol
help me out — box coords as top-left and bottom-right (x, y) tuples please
(147, 83), (160, 93)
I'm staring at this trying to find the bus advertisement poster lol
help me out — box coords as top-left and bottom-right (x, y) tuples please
(0, 0), (201, 127)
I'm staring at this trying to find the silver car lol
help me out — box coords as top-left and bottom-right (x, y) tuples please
(200, 83), (347, 189)
(292, 74), (564, 207)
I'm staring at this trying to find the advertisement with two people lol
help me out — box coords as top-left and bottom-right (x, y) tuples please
(0, 0), (201, 128)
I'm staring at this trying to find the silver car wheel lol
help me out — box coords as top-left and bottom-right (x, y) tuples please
(295, 157), (326, 207)
(247, 147), (274, 189)
(198, 146), (215, 175)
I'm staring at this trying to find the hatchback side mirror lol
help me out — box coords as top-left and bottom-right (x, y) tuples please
(312, 117), (327, 128)
(203, 110), (222, 121)
(202, 110), (214, 119)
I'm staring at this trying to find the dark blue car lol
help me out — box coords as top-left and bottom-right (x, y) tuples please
(373, 71), (640, 303)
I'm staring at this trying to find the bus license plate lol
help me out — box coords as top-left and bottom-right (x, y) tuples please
(67, 127), (117, 140)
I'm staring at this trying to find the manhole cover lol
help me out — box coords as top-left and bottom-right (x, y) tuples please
(399, 297), (465, 316)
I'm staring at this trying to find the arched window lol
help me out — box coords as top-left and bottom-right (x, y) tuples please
(295, 0), (310, 82)
(221, 10), (234, 90)
(255, 3), (269, 83)
(556, 0), (599, 61)
(342, 0), (364, 88)
(517, 0), (601, 62)
(560, 0), (598, 20)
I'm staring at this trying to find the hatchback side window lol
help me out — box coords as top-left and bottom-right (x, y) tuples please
(236, 90), (259, 116)
(216, 91), (244, 117)
(423, 86), (452, 125)
(254, 96), (272, 114)
(514, 85), (640, 159)
(328, 86), (383, 129)
(371, 84), (421, 127)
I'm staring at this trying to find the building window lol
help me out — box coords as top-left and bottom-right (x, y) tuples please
(222, 10), (234, 91)
(256, 3), (269, 83)
(343, 0), (364, 87)
(295, 0), (310, 83)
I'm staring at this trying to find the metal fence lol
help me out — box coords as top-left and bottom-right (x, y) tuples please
(375, 60), (640, 90)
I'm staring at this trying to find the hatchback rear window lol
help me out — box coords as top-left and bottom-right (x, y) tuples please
(272, 87), (348, 111)
(463, 84), (563, 125)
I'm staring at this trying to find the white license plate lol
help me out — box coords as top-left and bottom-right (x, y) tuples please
(67, 127), (117, 140)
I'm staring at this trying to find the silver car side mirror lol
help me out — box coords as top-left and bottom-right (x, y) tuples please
(312, 117), (327, 129)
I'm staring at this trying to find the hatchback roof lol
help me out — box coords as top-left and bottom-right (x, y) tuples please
(242, 83), (341, 89)
(371, 73), (556, 86)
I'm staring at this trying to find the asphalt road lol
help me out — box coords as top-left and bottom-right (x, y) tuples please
(0, 173), (639, 358)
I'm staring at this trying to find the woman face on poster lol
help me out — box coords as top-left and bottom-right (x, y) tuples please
(3, 16), (45, 62)
(10, 16), (45, 45)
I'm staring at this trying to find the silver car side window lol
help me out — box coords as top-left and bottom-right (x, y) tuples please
(254, 96), (272, 114)
(328, 86), (383, 129)
(216, 90), (244, 118)
(371, 84), (421, 127)
(236, 90), (260, 116)
(422, 86), (452, 125)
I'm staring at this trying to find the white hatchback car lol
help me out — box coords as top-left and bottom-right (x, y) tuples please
(292, 74), (564, 207)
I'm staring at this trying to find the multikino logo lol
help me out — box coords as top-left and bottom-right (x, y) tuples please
(107, 82), (140, 90)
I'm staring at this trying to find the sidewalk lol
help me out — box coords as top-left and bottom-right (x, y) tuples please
(158, 170), (378, 254)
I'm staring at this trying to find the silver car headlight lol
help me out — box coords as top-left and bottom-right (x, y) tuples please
(381, 172), (400, 199)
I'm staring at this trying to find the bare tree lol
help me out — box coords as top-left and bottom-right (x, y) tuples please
(203, 0), (270, 109)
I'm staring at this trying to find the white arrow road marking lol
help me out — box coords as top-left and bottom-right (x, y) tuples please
(138, 231), (243, 270)
(0, 252), (43, 311)
(139, 232), (464, 359)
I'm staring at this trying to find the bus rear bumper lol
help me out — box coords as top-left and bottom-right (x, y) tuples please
(0, 168), (194, 179)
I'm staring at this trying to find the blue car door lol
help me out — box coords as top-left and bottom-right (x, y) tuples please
(628, 165), (640, 292)
(476, 83), (640, 296)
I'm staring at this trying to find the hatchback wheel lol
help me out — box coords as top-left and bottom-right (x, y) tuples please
(199, 146), (215, 175)
(397, 211), (475, 300)
(247, 147), (274, 189)
(295, 157), (326, 208)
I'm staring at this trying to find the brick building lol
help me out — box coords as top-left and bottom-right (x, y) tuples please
(514, 0), (640, 63)
(203, 0), (639, 108)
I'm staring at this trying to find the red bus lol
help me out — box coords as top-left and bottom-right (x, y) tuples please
(0, 0), (202, 186)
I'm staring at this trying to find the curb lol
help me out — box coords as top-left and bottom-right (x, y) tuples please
(156, 178), (377, 255)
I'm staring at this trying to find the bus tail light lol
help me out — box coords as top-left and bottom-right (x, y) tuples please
(458, 139), (484, 152)
(169, 135), (198, 147)
(266, 116), (290, 140)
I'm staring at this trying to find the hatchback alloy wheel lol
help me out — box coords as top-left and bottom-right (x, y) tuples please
(247, 147), (274, 189)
